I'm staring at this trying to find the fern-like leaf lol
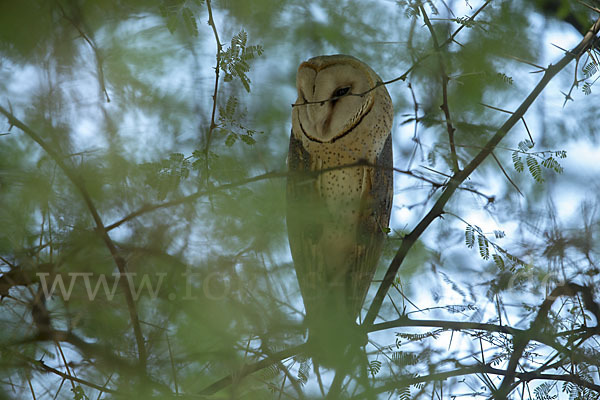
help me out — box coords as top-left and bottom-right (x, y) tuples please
(478, 233), (490, 260)
(583, 60), (598, 78)
(465, 225), (475, 248)
(492, 254), (505, 270)
(526, 154), (544, 183)
(582, 82), (592, 95)
(368, 360), (382, 377)
(512, 151), (524, 172)
(518, 139), (534, 152)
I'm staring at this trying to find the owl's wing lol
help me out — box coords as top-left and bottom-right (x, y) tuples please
(286, 131), (323, 314)
(368, 134), (394, 231)
(287, 130), (394, 321)
(348, 134), (393, 318)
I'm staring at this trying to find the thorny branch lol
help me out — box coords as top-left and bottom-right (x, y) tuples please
(203, 0), (222, 184)
(291, 0), (492, 108)
(104, 161), (494, 232)
(0, 105), (147, 368)
(420, 4), (459, 173)
(21, 354), (118, 395)
(350, 363), (600, 399)
(198, 283), (600, 397)
(494, 283), (600, 399)
(362, 14), (600, 329)
(56, 2), (110, 103)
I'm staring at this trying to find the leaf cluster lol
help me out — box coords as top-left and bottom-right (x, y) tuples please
(220, 29), (264, 92)
(511, 140), (566, 183)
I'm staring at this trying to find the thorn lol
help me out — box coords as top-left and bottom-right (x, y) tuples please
(480, 102), (513, 114)
(551, 43), (575, 55)
(577, 0), (600, 15)
(560, 90), (574, 108)
(504, 54), (546, 72)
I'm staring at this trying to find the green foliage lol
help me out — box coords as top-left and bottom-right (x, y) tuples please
(451, 16), (478, 28)
(141, 152), (191, 200)
(397, 385), (411, 400)
(563, 376), (600, 400)
(512, 140), (566, 183)
(71, 386), (90, 400)
(159, 0), (204, 36)
(217, 96), (262, 147)
(583, 59), (598, 78)
(496, 72), (514, 85)
(297, 356), (311, 385)
(220, 30), (264, 92)
(492, 254), (505, 270)
(396, 330), (441, 344)
(580, 52), (599, 95)
(526, 154), (544, 183)
(534, 382), (557, 400)
(0, 0), (599, 399)
(368, 359), (382, 376)
(397, 1), (421, 18)
(582, 81), (592, 95)
(464, 223), (529, 275)
(391, 351), (419, 366)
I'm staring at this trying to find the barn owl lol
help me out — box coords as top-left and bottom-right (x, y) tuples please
(286, 54), (393, 351)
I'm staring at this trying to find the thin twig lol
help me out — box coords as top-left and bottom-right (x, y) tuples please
(405, 82), (422, 170)
(420, 4), (459, 173)
(203, 0), (222, 184)
(447, 0), (491, 44)
(166, 333), (179, 395)
(362, 15), (600, 329)
(20, 355), (118, 394)
(292, 0), (493, 108)
(0, 105), (147, 368)
(199, 343), (308, 395)
(503, 54), (546, 73)
(491, 151), (523, 196)
(577, 0), (600, 14)
(495, 283), (600, 398)
(56, 2), (110, 102)
(481, 102), (535, 144)
(104, 161), (493, 232)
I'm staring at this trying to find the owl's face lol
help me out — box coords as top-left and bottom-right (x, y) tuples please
(294, 55), (378, 143)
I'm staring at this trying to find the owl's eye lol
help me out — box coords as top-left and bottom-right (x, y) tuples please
(333, 86), (351, 98)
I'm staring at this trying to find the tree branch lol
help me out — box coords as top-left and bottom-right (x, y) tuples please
(197, 291), (600, 397)
(420, 4), (459, 173)
(0, 105), (147, 368)
(56, 2), (110, 103)
(105, 161), (492, 232)
(350, 363), (600, 399)
(494, 282), (600, 398)
(203, 0), (222, 184)
(198, 343), (308, 396)
(363, 15), (600, 329)
(291, 0), (493, 108)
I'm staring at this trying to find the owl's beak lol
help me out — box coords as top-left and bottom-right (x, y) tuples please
(307, 102), (330, 139)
